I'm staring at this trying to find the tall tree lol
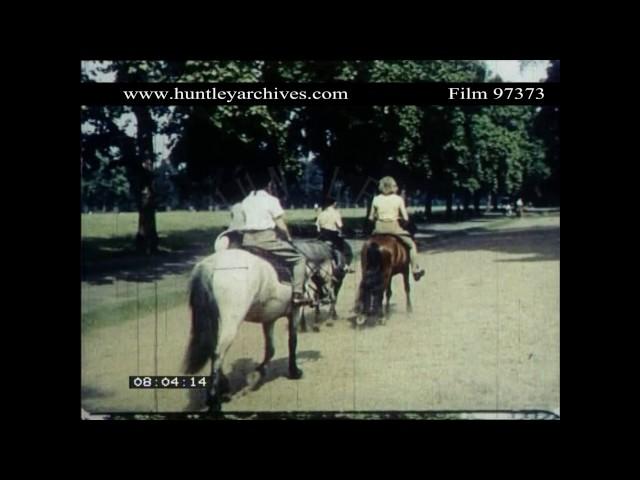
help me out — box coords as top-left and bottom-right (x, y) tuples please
(534, 60), (560, 205)
(82, 61), (188, 253)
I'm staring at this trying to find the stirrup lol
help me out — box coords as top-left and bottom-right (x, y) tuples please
(292, 293), (314, 306)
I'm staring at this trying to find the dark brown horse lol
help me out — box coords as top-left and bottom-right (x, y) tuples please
(355, 234), (412, 326)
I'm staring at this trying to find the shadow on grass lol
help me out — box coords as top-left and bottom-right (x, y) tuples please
(81, 385), (114, 412)
(82, 220), (352, 286)
(185, 350), (322, 411)
(82, 385), (112, 400)
(82, 227), (224, 286)
(82, 214), (559, 287)
(421, 224), (560, 263)
(81, 287), (188, 332)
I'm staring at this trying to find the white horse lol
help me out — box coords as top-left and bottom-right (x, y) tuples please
(215, 230), (346, 332)
(185, 232), (304, 412)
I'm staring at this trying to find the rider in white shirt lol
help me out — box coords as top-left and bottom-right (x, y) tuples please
(316, 197), (353, 272)
(369, 176), (425, 281)
(239, 172), (310, 306)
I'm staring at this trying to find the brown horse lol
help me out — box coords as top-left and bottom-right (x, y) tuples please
(355, 234), (412, 326)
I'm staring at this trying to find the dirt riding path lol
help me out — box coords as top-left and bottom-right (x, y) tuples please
(81, 215), (560, 414)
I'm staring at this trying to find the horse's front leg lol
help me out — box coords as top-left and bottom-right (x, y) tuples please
(313, 303), (321, 332)
(331, 277), (343, 320)
(257, 322), (275, 378)
(329, 300), (337, 321)
(288, 308), (304, 380)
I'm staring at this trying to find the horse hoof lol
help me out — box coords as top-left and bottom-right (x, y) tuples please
(289, 368), (303, 380)
(206, 395), (222, 413)
(312, 325), (320, 333)
(356, 315), (366, 326)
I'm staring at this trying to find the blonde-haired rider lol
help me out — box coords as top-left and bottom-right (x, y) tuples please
(369, 176), (425, 281)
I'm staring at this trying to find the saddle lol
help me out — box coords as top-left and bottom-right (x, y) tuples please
(240, 245), (335, 304)
(217, 232), (336, 302)
(240, 245), (295, 284)
(371, 234), (411, 253)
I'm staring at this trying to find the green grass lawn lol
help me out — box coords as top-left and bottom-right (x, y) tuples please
(81, 206), (441, 332)
(81, 208), (370, 331)
(81, 208), (376, 239)
(82, 280), (190, 332)
(81, 208), (379, 264)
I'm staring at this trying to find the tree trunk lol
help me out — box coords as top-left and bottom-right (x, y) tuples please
(322, 165), (333, 201)
(445, 189), (453, 221)
(425, 187), (433, 219)
(485, 192), (493, 213)
(133, 106), (159, 254)
(473, 191), (481, 214)
(463, 190), (471, 217)
(323, 164), (341, 200)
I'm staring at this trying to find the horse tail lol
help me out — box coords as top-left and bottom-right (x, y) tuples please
(365, 241), (384, 272)
(184, 263), (219, 374)
(357, 242), (385, 313)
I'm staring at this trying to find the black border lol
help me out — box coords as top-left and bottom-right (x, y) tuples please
(63, 38), (566, 440)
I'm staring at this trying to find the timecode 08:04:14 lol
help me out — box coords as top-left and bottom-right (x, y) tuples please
(129, 376), (211, 389)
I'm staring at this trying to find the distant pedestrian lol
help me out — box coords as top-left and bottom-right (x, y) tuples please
(516, 198), (524, 217)
(504, 202), (512, 217)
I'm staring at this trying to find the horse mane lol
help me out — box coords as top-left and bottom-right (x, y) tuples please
(370, 235), (410, 265)
(292, 239), (333, 265)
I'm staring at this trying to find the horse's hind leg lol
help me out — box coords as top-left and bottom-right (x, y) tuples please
(300, 305), (319, 333)
(206, 321), (238, 412)
(331, 277), (343, 320)
(403, 269), (413, 313)
(287, 309), (304, 380)
(207, 353), (226, 412)
(380, 273), (392, 323)
(257, 322), (275, 378)
(385, 283), (392, 316)
(313, 303), (321, 332)
(376, 289), (386, 325)
(205, 355), (221, 412)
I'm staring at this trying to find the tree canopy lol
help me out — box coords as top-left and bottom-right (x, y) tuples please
(81, 60), (559, 250)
